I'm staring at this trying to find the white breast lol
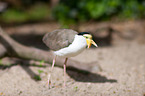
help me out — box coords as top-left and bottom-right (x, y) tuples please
(54, 35), (87, 57)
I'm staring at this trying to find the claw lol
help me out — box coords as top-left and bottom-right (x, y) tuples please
(46, 80), (51, 88)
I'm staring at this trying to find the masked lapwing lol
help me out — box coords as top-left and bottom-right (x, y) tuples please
(43, 29), (98, 87)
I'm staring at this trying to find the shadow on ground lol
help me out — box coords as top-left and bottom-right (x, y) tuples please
(0, 63), (46, 81)
(67, 69), (117, 83)
(0, 63), (117, 83)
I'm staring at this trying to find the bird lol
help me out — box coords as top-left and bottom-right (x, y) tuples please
(43, 29), (98, 87)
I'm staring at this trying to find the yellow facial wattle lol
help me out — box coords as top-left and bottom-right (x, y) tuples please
(86, 39), (92, 48)
(86, 39), (98, 48)
(83, 34), (98, 48)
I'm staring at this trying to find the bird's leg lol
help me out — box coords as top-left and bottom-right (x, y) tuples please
(47, 55), (57, 88)
(63, 58), (68, 87)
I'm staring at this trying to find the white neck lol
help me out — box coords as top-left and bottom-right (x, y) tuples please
(54, 35), (87, 57)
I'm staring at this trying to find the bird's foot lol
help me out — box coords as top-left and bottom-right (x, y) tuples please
(46, 80), (51, 88)
(63, 83), (66, 88)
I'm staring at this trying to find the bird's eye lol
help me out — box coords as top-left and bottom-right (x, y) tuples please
(85, 37), (88, 39)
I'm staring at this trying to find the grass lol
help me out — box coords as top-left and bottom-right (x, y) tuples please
(33, 69), (44, 81)
(34, 75), (41, 81)
(74, 86), (78, 91)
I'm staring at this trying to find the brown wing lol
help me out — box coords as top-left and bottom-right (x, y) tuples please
(43, 29), (78, 51)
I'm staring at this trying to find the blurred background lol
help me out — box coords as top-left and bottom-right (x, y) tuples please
(0, 0), (145, 26)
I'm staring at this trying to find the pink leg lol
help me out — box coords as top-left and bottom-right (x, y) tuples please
(64, 58), (68, 87)
(47, 55), (56, 87)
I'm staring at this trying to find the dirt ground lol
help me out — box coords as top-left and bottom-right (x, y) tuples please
(0, 20), (145, 96)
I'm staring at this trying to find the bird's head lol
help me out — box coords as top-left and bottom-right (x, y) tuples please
(78, 32), (98, 48)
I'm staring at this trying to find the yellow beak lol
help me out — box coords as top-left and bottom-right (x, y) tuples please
(86, 39), (98, 48)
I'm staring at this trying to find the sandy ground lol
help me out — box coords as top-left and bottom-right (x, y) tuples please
(0, 21), (145, 96)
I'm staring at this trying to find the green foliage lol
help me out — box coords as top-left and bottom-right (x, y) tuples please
(52, 0), (145, 25)
(28, 4), (50, 21)
(119, 1), (145, 19)
(0, 3), (50, 24)
(85, 0), (121, 19)
(52, 3), (76, 27)
(1, 9), (28, 23)
(73, 86), (78, 91)
(39, 60), (45, 67)
(0, 0), (145, 25)
(34, 75), (41, 81)
(33, 69), (44, 81)
(38, 69), (43, 74)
